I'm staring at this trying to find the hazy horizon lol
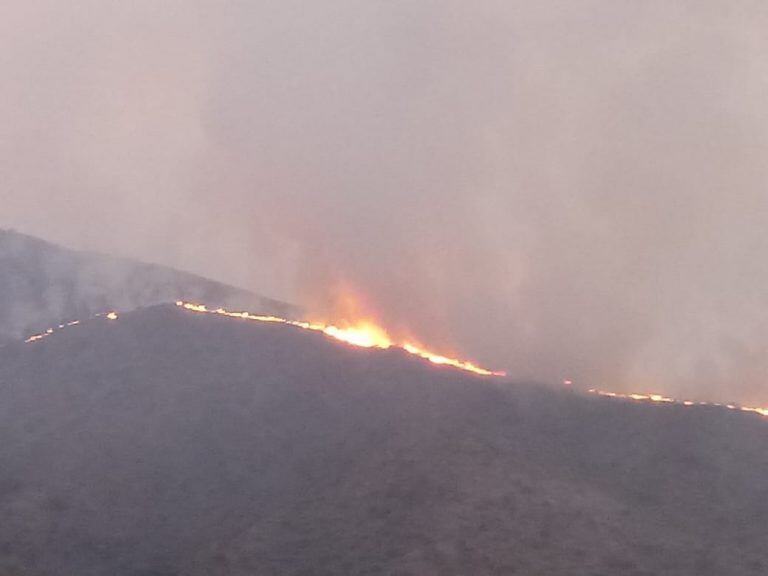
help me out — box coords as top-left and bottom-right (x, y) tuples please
(3, 1), (768, 404)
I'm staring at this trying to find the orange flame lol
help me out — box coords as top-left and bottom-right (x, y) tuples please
(19, 304), (768, 418)
(322, 323), (392, 349)
(176, 301), (506, 377)
(24, 316), (107, 344)
(587, 387), (768, 418)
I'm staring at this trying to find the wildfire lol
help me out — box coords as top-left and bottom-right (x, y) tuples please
(24, 317), (100, 344)
(18, 302), (768, 418)
(587, 388), (768, 418)
(176, 301), (506, 377)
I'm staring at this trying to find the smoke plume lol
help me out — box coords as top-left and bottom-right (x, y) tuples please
(2, 1), (768, 403)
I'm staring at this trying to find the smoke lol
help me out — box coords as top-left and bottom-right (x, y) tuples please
(0, 229), (291, 344)
(2, 1), (768, 403)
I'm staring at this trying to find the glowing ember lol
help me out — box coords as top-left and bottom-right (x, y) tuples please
(587, 388), (768, 418)
(176, 301), (506, 377)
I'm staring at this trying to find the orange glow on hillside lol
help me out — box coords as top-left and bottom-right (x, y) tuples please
(176, 301), (506, 377)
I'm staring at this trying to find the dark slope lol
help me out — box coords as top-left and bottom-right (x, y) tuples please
(0, 230), (295, 344)
(1, 306), (767, 576)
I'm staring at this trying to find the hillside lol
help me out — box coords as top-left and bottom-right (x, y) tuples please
(0, 230), (295, 344)
(1, 304), (767, 575)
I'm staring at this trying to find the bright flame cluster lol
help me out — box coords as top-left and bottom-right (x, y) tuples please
(588, 388), (768, 418)
(176, 301), (506, 377)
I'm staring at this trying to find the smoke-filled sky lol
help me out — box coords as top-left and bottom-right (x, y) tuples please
(2, 1), (768, 403)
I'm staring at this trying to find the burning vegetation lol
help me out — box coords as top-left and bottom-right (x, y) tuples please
(588, 388), (768, 418)
(23, 313), (115, 344)
(176, 301), (507, 377)
(19, 301), (768, 419)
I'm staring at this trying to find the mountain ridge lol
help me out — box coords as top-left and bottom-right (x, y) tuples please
(1, 303), (766, 575)
(0, 229), (297, 345)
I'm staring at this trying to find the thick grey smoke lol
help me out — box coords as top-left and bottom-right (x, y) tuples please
(2, 1), (768, 403)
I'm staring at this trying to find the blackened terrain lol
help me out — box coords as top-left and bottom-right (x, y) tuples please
(0, 230), (294, 344)
(0, 305), (767, 576)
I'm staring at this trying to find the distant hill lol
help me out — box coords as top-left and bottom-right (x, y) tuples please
(0, 229), (296, 344)
(1, 304), (766, 575)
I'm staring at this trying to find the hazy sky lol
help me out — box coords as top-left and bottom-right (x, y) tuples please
(3, 1), (768, 403)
